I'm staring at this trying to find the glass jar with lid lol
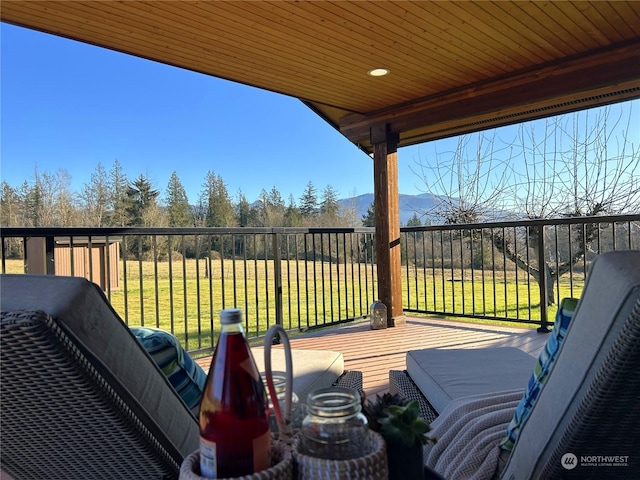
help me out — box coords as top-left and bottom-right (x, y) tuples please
(300, 387), (368, 460)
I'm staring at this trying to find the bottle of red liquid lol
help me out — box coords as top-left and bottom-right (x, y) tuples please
(199, 309), (271, 478)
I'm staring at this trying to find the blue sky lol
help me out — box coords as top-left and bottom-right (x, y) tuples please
(1, 23), (387, 203)
(2, 23), (638, 205)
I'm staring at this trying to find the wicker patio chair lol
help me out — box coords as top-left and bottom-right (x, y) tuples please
(0, 274), (200, 480)
(392, 250), (640, 479)
(500, 250), (640, 479)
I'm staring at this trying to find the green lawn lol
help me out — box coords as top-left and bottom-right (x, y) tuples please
(4, 258), (583, 351)
(402, 266), (584, 328)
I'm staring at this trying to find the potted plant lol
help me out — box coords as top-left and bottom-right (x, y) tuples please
(364, 393), (436, 479)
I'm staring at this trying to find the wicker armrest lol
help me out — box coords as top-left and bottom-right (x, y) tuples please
(332, 370), (363, 392)
(389, 370), (438, 423)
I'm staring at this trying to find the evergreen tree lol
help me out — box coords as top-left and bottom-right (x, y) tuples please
(257, 186), (286, 226)
(22, 177), (43, 227)
(201, 171), (235, 227)
(362, 201), (375, 227)
(320, 185), (340, 218)
(267, 186), (286, 212)
(406, 213), (422, 227)
(284, 194), (302, 227)
(236, 190), (252, 227)
(122, 174), (162, 258)
(165, 171), (192, 226)
(126, 174), (159, 226)
(271, 187), (286, 222)
(299, 181), (318, 218)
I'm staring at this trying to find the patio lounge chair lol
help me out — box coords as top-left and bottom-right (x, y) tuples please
(0, 274), (363, 480)
(0, 274), (200, 480)
(391, 250), (640, 479)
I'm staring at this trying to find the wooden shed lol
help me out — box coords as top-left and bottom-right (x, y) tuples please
(26, 237), (121, 291)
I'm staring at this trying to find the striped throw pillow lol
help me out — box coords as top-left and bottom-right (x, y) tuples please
(131, 326), (207, 416)
(500, 297), (578, 451)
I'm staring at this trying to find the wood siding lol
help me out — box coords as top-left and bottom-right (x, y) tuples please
(25, 238), (120, 291)
(3, 1), (639, 148)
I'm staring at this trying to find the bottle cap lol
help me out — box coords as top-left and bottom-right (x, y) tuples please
(220, 308), (243, 324)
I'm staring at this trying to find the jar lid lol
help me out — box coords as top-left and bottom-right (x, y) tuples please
(220, 308), (243, 324)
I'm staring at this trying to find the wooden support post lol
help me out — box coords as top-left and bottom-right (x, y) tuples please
(372, 124), (405, 327)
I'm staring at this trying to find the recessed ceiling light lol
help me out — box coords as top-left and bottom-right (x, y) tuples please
(368, 68), (390, 77)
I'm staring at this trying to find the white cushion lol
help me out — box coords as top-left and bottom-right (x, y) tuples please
(252, 348), (344, 402)
(406, 347), (535, 414)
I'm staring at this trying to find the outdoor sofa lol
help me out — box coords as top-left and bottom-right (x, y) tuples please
(391, 249), (640, 479)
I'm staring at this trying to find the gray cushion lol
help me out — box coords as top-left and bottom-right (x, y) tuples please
(252, 347), (344, 402)
(406, 347), (536, 414)
(0, 274), (199, 459)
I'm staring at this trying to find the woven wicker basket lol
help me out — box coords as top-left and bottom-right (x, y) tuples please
(292, 429), (388, 479)
(179, 438), (293, 480)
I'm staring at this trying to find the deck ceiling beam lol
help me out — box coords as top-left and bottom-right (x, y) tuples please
(340, 41), (640, 150)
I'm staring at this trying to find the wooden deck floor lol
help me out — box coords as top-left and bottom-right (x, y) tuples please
(197, 316), (549, 401)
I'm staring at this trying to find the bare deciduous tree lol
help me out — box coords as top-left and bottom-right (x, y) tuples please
(410, 130), (515, 224)
(412, 104), (640, 305)
(81, 163), (110, 226)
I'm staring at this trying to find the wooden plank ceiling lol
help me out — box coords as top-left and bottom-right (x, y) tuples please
(2, 1), (639, 152)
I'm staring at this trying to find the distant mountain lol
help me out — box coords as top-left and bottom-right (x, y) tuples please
(338, 193), (442, 225)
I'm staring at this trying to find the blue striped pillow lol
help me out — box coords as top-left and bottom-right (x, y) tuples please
(131, 327), (207, 416)
(500, 297), (578, 451)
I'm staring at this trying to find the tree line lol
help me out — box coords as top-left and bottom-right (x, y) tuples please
(0, 162), (363, 230)
(3, 106), (637, 234)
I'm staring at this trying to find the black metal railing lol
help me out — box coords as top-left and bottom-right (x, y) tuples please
(400, 215), (640, 330)
(2, 215), (638, 353)
(0, 226), (376, 355)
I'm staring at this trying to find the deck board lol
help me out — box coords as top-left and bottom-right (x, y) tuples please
(196, 316), (549, 402)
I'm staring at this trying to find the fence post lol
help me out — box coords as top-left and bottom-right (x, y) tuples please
(537, 227), (550, 333)
(45, 235), (55, 275)
(272, 230), (284, 339)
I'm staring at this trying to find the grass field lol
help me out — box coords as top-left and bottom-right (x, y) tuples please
(402, 264), (584, 327)
(3, 257), (584, 353)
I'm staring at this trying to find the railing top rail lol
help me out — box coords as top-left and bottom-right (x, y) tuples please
(2, 214), (638, 238)
(0, 226), (376, 237)
(400, 214), (640, 232)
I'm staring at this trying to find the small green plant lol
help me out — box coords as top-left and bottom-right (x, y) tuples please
(364, 393), (435, 447)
